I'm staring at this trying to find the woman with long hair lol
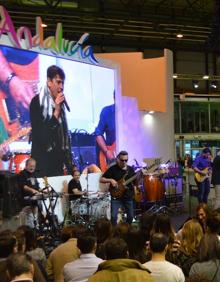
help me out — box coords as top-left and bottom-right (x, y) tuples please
(196, 203), (212, 233)
(171, 219), (203, 277)
(189, 233), (220, 282)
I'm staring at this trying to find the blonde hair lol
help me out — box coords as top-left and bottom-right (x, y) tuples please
(180, 219), (203, 256)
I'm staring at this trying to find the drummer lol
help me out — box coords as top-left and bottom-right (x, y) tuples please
(68, 169), (87, 201)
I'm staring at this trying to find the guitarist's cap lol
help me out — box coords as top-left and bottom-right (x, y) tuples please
(202, 148), (211, 154)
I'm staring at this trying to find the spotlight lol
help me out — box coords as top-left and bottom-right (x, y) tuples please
(173, 74), (178, 78)
(203, 75), (209, 79)
(210, 81), (218, 89)
(176, 33), (183, 38)
(192, 80), (199, 89)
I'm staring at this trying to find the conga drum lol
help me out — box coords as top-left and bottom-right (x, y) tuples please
(144, 175), (164, 202)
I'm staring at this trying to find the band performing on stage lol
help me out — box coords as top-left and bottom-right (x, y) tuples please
(0, 59), (212, 234)
(2, 5), (220, 282)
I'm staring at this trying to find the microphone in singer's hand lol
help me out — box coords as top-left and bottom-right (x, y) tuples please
(63, 97), (70, 112)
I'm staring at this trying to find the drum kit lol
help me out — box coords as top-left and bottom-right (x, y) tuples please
(64, 192), (110, 226)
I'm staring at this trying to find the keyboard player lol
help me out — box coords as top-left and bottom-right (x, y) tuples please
(18, 157), (41, 228)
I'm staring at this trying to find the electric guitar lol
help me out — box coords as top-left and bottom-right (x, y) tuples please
(194, 167), (212, 183)
(0, 126), (31, 152)
(109, 169), (142, 199)
(110, 161), (160, 199)
(99, 142), (116, 172)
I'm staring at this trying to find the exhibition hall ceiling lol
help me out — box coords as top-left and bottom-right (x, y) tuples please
(0, 1), (219, 52)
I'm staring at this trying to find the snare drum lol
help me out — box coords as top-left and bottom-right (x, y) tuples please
(144, 175), (164, 202)
(9, 153), (30, 173)
(71, 199), (88, 215)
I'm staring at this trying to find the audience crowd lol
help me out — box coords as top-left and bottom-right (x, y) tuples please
(0, 202), (220, 282)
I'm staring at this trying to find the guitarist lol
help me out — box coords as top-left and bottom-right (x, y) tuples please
(193, 147), (212, 204)
(94, 95), (116, 172)
(100, 150), (136, 225)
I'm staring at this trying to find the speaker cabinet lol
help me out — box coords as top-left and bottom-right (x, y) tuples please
(0, 171), (22, 218)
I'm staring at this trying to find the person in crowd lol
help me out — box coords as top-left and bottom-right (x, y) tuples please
(150, 213), (177, 261)
(16, 225), (46, 268)
(143, 232), (185, 282)
(139, 213), (157, 242)
(0, 230), (18, 282)
(68, 170), (86, 201)
(184, 154), (193, 168)
(100, 150), (136, 225)
(196, 203), (212, 233)
(18, 158), (41, 229)
(6, 253), (34, 282)
(30, 65), (73, 177)
(186, 275), (212, 282)
(125, 226), (149, 263)
(189, 233), (220, 282)
(112, 222), (131, 240)
(63, 232), (104, 282)
(206, 210), (220, 237)
(193, 147), (212, 203)
(94, 95), (116, 172)
(211, 150), (220, 209)
(0, 230), (45, 282)
(88, 237), (155, 282)
(171, 219), (203, 277)
(94, 218), (112, 259)
(46, 225), (86, 282)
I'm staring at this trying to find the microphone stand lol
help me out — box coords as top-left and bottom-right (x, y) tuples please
(85, 172), (91, 224)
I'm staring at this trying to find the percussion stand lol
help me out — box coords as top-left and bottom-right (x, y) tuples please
(172, 176), (180, 214)
(168, 175), (183, 215)
(62, 194), (74, 227)
(147, 176), (174, 215)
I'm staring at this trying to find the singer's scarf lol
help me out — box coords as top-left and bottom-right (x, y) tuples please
(39, 85), (62, 122)
(39, 85), (70, 151)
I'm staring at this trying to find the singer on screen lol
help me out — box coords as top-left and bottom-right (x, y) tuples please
(30, 65), (73, 177)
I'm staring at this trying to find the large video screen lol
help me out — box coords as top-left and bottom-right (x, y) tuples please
(0, 45), (116, 174)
